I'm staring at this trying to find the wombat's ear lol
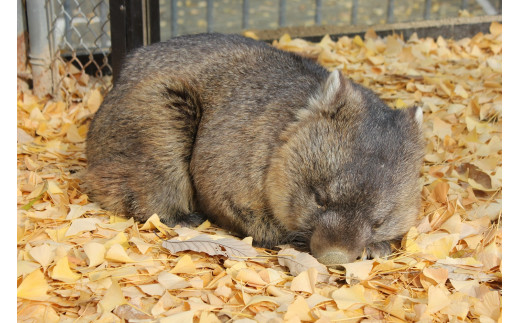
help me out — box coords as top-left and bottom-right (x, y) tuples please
(406, 106), (423, 125)
(320, 69), (344, 105)
(307, 69), (349, 115)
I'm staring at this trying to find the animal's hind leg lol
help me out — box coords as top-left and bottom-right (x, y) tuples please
(85, 77), (203, 226)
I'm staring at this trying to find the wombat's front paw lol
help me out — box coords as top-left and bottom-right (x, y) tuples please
(366, 241), (392, 259)
(163, 212), (207, 228)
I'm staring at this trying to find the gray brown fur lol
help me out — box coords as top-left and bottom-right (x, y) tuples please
(86, 33), (424, 264)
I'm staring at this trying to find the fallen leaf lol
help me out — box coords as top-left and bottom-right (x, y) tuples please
(17, 261), (41, 277)
(277, 247), (328, 282)
(158, 271), (191, 290)
(236, 268), (267, 287)
(171, 254), (196, 274)
(139, 283), (165, 296)
(284, 295), (313, 321)
(427, 285), (450, 313)
(65, 218), (101, 236)
(84, 242), (106, 267)
(105, 244), (134, 263)
(51, 256), (81, 283)
(160, 310), (195, 323)
(29, 243), (55, 268)
(162, 234), (258, 261)
(331, 284), (366, 310)
(99, 278), (126, 312)
(290, 267), (317, 294)
(342, 259), (374, 281)
(17, 269), (50, 301)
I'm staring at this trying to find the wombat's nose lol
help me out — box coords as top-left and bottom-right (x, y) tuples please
(316, 249), (354, 265)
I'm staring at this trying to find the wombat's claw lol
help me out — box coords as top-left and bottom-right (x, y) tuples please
(366, 241), (392, 259)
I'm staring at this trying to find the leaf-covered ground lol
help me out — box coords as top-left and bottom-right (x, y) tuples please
(17, 23), (502, 322)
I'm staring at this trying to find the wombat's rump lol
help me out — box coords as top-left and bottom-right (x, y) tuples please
(86, 33), (424, 264)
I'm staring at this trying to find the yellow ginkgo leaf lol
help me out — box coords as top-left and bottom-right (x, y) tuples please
(171, 254), (196, 274)
(99, 278), (126, 312)
(29, 243), (55, 268)
(17, 269), (50, 301)
(140, 213), (169, 234)
(17, 261), (41, 277)
(104, 231), (129, 249)
(196, 219), (211, 230)
(84, 242), (106, 267)
(236, 268), (267, 287)
(105, 244), (134, 263)
(65, 218), (101, 237)
(66, 123), (83, 143)
(284, 295), (313, 321)
(290, 267), (317, 294)
(331, 284), (366, 310)
(45, 224), (69, 242)
(160, 310), (195, 323)
(139, 283), (165, 296)
(427, 285), (450, 313)
(129, 236), (153, 254)
(47, 180), (63, 194)
(158, 271), (190, 290)
(51, 256), (81, 283)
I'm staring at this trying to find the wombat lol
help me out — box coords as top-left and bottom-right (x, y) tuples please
(86, 33), (424, 265)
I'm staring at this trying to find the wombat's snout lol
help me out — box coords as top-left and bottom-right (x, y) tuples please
(309, 216), (366, 265)
(315, 249), (357, 265)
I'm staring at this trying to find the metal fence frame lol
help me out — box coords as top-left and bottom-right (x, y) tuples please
(167, 0), (501, 37)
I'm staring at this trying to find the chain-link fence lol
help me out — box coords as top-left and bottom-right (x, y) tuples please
(22, 0), (112, 100)
(19, 0), (501, 99)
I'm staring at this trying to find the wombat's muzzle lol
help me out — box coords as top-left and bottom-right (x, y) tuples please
(309, 211), (367, 265)
(315, 249), (352, 265)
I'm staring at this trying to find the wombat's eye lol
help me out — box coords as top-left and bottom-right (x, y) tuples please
(313, 188), (327, 209)
(373, 219), (385, 229)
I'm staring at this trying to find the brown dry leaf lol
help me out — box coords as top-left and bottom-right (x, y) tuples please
(431, 181), (450, 204)
(277, 247), (329, 282)
(162, 234), (258, 261)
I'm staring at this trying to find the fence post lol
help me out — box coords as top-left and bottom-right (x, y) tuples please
(279, 0), (286, 27)
(17, 0), (28, 83)
(26, 0), (54, 97)
(242, 0), (250, 29)
(109, 0), (160, 82)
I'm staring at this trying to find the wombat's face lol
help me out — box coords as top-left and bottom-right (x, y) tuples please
(266, 70), (424, 264)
